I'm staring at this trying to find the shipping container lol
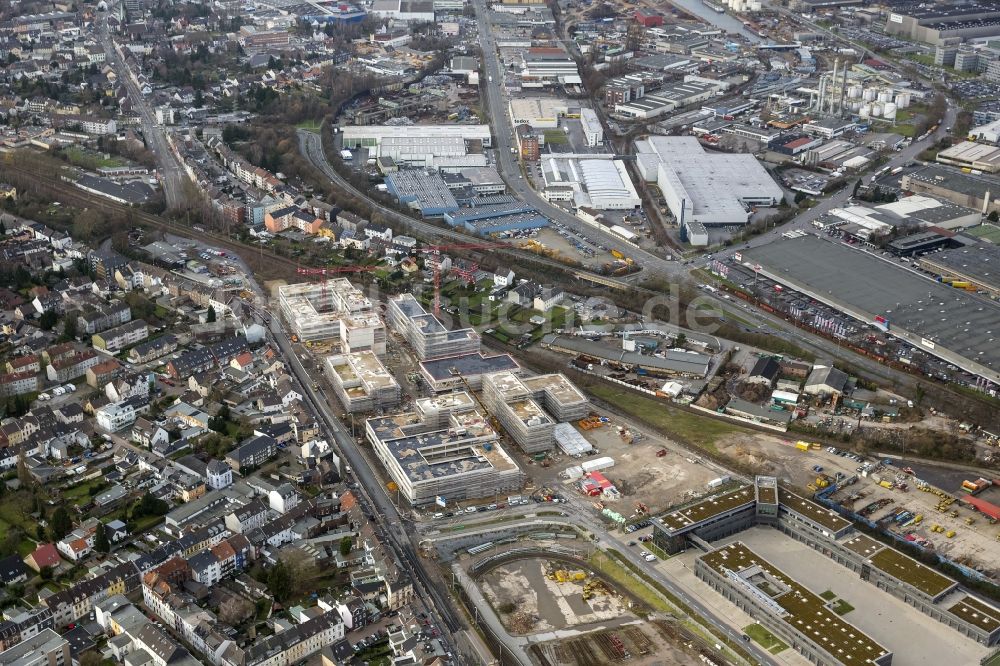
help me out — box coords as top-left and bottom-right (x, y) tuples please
(581, 456), (615, 473)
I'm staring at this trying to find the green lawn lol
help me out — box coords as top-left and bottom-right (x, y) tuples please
(744, 623), (789, 654)
(62, 478), (108, 506)
(831, 598), (855, 615)
(893, 124), (917, 138)
(543, 130), (569, 145)
(819, 589), (836, 601)
(589, 551), (673, 614)
(585, 383), (742, 453)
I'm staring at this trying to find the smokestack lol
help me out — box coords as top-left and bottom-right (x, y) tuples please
(817, 77), (826, 113)
(984, 191), (991, 216)
(839, 60), (849, 116)
(820, 58), (840, 113)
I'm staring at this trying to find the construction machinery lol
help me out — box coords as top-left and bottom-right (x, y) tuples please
(655, 448), (667, 457)
(548, 569), (587, 584)
(580, 416), (604, 430)
(634, 501), (649, 515)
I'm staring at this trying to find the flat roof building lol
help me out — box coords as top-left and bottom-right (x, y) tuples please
(742, 234), (1000, 385)
(482, 371), (589, 453)
(613, 78), (724, 120)
(419, 351), (521, 392)
(384, 170), (460, 217)
(635, 136), (783, 227)
(917, 243), (1000, 298)
(901, 165), (1000, 216)
(324, 351), (401, 413)
(936, 141), (1000, 174)
(387, 293), (479, 360)
(508, 97), (571, 129)
(341, 124), (492, 149)
(540, 156), (641, 210)
(277, 279), (386, 352)
(365, 399), (524, 506)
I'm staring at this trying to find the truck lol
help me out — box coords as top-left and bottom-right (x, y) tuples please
(795, 441), (811, 452)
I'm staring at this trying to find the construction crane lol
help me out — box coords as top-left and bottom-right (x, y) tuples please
(419, 242), (506, 317)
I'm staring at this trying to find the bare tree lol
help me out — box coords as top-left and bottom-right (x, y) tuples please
(217, 595), (254, 626)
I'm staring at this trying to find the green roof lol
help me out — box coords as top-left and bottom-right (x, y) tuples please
(841, 534), (883, 559)
(781, 491), (852, 533)
(701, 543), (890, 666)
(948, 595), (1000, 633)
(868, 547), (956, 598)
(658, 485), (756, 532)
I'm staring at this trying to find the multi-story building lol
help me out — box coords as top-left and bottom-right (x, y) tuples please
(0, 371), (40, 397)
(128, 335), (178, 364)
(46, 350), (99, 383)
(225, 435), (277, 473)
(366, 392), (524, 507)
(79, 301), (131, 335)
(386, 293), (479, 360)
(0, 628), (70, 666)
(278, 280), (386, 351)
(482, 371), (589, 453)
(324, 352), (401, 413)
(92, 319), (148, 353)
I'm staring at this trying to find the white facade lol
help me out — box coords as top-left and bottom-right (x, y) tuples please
(96, 401), (137, 432)
(541, 156), (641, 210)
(636, 136), (782, 226)
(580, 108), (603, 147)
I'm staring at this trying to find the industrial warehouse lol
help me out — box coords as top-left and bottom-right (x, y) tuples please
(742, 234), (1000, 384)
(540, 156), (642, 210)
(635, 135), (783, 230)
(277, 279), (386, 352)
(652, 477), (1000, 666)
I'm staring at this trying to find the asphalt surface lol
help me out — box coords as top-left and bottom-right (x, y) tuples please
(98, 6), (187, 210)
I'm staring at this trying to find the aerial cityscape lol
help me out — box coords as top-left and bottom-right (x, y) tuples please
(3, 0), (1000, 664)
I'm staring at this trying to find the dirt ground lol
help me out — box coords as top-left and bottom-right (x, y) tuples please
(527, 420), (719, 514)
(479, 560), (635, 635)
(532, 621), (707, 666)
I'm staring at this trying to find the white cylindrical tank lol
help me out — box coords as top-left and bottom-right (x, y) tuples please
(847, 85), (863, 99)
(870, 102), (883, 117)
(859, 103), (871, 118)
(850, 101), (862, 113)
(883, 102), (897, 119)
(894, 92), (911, 108)
(863, 88), (877, 102)
(877, 90), (893, 103)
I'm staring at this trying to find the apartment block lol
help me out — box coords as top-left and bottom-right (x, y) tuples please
(324, 351), (401, 413)
(278, 280), (386, 351)
(386, 293), (479, 360)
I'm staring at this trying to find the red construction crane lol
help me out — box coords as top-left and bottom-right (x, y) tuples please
(419, 241), (506, 317)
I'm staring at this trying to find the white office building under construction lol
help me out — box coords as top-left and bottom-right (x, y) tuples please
(386, 293), (479, 360)
(278, 279), (386, 353)
(324, 351), (401, 413)
(365, 392), (524, 506)
(482, 371), (590, 453)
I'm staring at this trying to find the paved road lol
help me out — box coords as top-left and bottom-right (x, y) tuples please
(97, 7), (187, 210)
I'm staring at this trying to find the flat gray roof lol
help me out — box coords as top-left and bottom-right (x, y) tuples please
(420, 352), (519, 381)
(903, 164), (995, 199)
(919, 243), (1000, 291)
(743, 234), (1000, 375)
(542, 334), (711, 375)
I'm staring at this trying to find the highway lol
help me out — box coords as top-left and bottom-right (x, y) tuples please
(97, 7), (188, 210)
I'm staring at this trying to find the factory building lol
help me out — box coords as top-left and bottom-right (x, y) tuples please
(365, 395), (524, 507)
(901, 165), (1000, 216)
(613, 78), (725, 120)
(936, 142), (1000, 174)
(508, 97), (572, 129)
(884, 3), (1000, 45)
(540, 156), (641, 210)
(341, 124), (492, 150)
(580, 108), (603, 147)
(520, 47), (581, 87)
(277, 280), (386, 352)
(324, 351), (401, 413)
(635, 136), (782, 227)
(443, 201), (549, 235)
(386, 293), (480, 360)
(482, 371), (589, 453)
(384, 171), (460, 217)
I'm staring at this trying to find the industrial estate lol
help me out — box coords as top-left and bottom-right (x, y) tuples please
(5, 0), (1000, 665)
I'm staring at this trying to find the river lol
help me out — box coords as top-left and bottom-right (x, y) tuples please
(665, 0), (761, 43)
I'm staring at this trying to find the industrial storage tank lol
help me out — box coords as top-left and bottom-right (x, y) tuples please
(847, 85), (863, 99)
(859, 103), (871, 118)
(863, 88), (878, 102)
(850, 101), (862, 112)
(883, 102), (897, 120)
(870, 102), (883, 117)
(894, 92), (911, 108)
(877, 90), (893, 103)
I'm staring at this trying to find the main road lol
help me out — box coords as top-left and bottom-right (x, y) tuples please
(97, 5), (188, 210)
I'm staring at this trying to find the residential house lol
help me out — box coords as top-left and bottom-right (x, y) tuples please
(129, 335), (178, 364)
